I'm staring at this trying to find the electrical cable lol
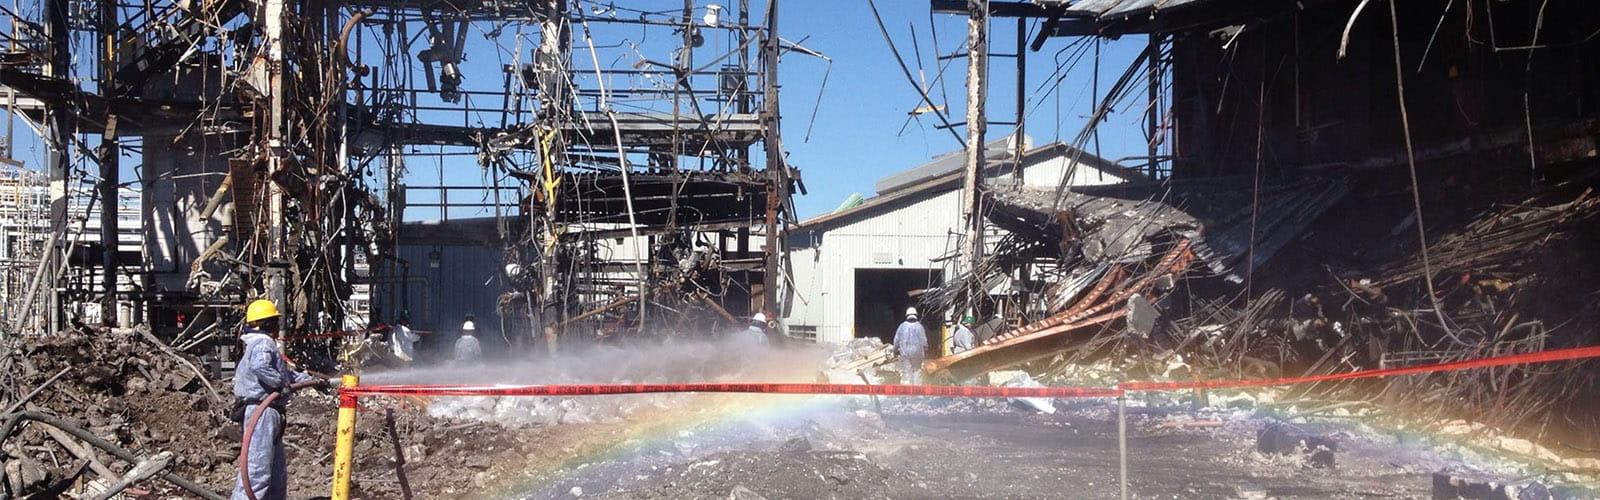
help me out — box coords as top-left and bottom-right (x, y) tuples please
(1387, 0), (1455, 339)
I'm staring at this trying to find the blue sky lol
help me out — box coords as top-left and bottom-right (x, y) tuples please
(370, 1), (1155, 220)
(5, 1), (1155, 221)
(772, 2), (1151, 217)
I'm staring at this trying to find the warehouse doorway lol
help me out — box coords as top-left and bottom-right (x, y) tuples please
(854, 268), (943, 345)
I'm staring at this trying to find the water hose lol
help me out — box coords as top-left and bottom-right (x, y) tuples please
(237, 379), (325, 500)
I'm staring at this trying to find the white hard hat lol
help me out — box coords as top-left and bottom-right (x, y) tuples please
(752, 312), (767, 323)
(905, 307), (918, 318)
(462, 320), (476, 331)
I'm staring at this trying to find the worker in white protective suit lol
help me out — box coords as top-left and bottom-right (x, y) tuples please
(893, 307), (928, 385)
(232, 299), (322, 500)
(390, 314), (421, 363)
(453, 317), (483, 362)
(745, 313), (771, 347)
(952, 315), (977, 354)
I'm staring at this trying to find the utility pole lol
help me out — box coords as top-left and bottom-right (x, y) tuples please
(960, 0), (989, 314)
(42, 0), (69, 334)
(262, 0), (290, 322)
(1146, 34), (1162, 177)
(1013, 17), (1026, 179)
(99, 0), (121, 326)
(760, 0), (784, 320)
(534, 0), (571, 333)
(332, 1), (353, 332)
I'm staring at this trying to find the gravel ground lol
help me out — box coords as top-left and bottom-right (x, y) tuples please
(512, 397), (1586, 500)
(8, 331), (1590, 499)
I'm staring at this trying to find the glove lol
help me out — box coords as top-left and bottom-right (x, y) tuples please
(312, 377), (336, 396)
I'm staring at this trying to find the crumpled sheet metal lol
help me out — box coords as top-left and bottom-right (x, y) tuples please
(925, 240), (1196, 379)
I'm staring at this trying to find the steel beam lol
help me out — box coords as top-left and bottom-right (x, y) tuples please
(42, 0), (69, 333)
(760, 0), (783, 320)
(960, 0), (989, 315)
(99, 0), (120, 325)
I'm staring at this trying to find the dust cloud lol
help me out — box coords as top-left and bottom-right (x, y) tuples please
(360, 338), (834, 425)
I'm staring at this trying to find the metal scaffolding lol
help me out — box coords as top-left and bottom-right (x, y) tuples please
(0, 0), (795, 354)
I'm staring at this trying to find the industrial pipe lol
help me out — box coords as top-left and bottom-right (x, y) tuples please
(335, 10), (375, 70)
(556, 296), (639, 327)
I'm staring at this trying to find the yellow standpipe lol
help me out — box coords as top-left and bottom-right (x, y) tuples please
(331, 374), (359, 500)
(940, 324), (951, 357)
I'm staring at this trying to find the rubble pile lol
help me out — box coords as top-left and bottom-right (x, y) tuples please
(820, 337), (896, 384)
(0, 327), (237, 498)
(0, 327), (553, 499)
(919, 174), (1600, 459)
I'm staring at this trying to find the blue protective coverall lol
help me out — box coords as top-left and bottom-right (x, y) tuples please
(453, 334), (483, 362)
(952, 324), (975, 354)
(232, 331), (313, 500)
(893, 319), (928, 385)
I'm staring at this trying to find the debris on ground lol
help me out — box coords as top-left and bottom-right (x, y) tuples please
(997, 371), (1057, 414)
(820, 337), (895, 384)
(0, 325), (554, 499)
(1255, 422), (1341, 468)
(1431, 468), (1578, 500)
(1, 327), (237, 498)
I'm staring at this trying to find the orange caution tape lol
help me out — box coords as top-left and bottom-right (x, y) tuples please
(338, 345), (1600, 401)
(345, 382), (1124, 399)
(1118, 344), (1600, 392)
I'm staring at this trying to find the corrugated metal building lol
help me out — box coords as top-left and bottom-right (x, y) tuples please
(782, 140), (1138, 345)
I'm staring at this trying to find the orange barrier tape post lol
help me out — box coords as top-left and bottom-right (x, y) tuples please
(331, 375), (359, 500)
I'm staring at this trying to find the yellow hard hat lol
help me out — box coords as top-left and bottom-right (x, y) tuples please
(245, 299), (281, 323)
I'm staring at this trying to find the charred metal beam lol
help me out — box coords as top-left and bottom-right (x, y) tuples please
(113, 0), (248, 95)
(759, 0), (784, 319)
(99, 0), (119, 324)
(42, 0), (70, 334)
(358, 111), (764, 150)
(557, 296), (638, 327)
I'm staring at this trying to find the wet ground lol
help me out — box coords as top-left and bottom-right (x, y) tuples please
(334, 342), (1591, 499)
(523, 398), (1471, 499)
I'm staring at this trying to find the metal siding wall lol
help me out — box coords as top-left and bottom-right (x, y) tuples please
(783, 246), (825, 331)
(142, 139), (229, 292)
(376, 245), (508, 342)
(785, 190), (965, 344)
(1021, 157), (1124, 188)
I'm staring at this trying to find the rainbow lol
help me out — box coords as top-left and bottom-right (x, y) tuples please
(469, 391), (848, 499)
